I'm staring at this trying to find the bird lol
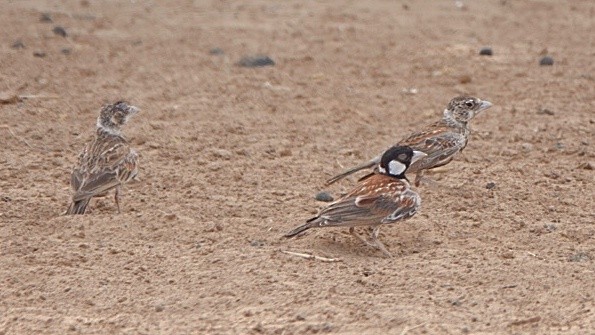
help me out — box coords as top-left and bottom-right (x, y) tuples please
(325, 96), (493, 187)
(285, 146), (426, 257)
(66, 101), (140, 215)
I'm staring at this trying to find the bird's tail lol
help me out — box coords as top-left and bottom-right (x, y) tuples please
(284, 217), (321, 238)
(66, 198), (90, 215)
(325, 159), (377, 186)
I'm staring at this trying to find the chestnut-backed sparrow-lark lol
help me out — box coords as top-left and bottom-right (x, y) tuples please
(66, 101), (139, 215)
(326, 96), (492, 186)
(285, 146), (426, 257)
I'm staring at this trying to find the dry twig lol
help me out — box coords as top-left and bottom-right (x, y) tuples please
(280, 250), (341, 262)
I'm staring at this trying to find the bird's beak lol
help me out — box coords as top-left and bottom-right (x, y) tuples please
(477, 100), (493, 112)
(127, 105), (140, 116)
(411, 151), (427, 165)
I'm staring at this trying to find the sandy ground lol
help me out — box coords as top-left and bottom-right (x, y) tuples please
(1, 0), (594, 334)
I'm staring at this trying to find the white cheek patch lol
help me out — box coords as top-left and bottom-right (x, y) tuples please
(378, 166), (387, 174)
(388, 160), (406, 176)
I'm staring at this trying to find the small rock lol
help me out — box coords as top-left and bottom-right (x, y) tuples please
(33, 51), (46, 58)
(459, 75), (472, 84)
(11, 40), (25, 49)
(155, 304), (165, 312)
(209, 47), (224, 55)
(578, 162), (594, 170)
(539, 55), (554, 66)
(315, 191), (334, 202)
(237, 55), (275, 68)
(211, 148), (232, 159)
(40, 13), (52, 22)
(537, 108), (554, 115)
(485, 182), (496, 190)
(568, 252), (590, 262)
(521, 143), (533, 152)
(479, 47), (493, 56)
(250, 240), (265, 247)
(544, 223), (557, 232)
(53, 26), (68, 37)
(61, 48), (72, 55)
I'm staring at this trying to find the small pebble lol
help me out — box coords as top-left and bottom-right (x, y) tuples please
(537, 108), (554, 115)
(479, 47), (493, 56)
(33, 51), (46, 58)
(459, 75), (472, 84)
(237, 55), (275, 68)
(539, 55), (554, 66)
(250, 240), (265, 247)
(315, 191), (334, 202)
(485, 182), (496, 190)
(11, 40), (25, 49)
(53, 26), (67, 37)
(61, 48), (71, 55)
(521, 143), (533, 152)
(209, 47), (224, 55)
(568, 252), (590, 262)
(40, 13), (52, 22)
(578, 162), (594, 170)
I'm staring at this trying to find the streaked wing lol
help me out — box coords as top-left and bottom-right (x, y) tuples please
(72, 135), (138, 200)
(314, 175), (410, 228)
(399, 123), (467, 171)
(381, 189), (419, 223)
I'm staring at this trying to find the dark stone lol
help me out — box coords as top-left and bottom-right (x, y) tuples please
(209, 48), (224, 55)
(53, 26), (67, 37)
(250, 240), (265, 247)
(40, 13), (52, 23)
(237, 55), (275, 68)
(61, 48), (72, 55)
(33, 51), (46, 58)
(11, 40), (25, 49)
(479, 47), (493, 56)
(537, 108), (554, 115)
(485, 182), (496, 190)
(539, 55), (554, 66)
(315, 191), (334, 202)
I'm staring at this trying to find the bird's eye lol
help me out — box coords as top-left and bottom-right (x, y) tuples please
(465, 100), (475, 108)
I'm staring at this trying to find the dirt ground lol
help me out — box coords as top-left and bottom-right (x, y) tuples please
(1, 0), (594, 334)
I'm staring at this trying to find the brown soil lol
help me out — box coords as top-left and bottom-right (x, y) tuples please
(1, 1), (594, 334)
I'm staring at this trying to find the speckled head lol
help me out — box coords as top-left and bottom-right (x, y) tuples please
(97, 101), (139, 133)
(445, 96), (492, 123)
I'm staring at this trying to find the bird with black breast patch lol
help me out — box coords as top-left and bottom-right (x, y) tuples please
(285, 146), (426, 257)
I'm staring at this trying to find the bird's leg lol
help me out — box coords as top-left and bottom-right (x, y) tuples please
(114, 186), (121, 213)
(349, 227), (370, 246)
(414, 171), (425, 187)
(370, 226), (392, 258)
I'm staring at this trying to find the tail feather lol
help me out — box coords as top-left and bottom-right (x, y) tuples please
(325, 159), (378, 186)
(66, 198), (90, 215)
(284, 217), (319, 238)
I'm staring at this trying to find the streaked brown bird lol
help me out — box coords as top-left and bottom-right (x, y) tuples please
(326, 96), (492, 186)
(66, 101), (140, 215)
(285, 146), (426, 257)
